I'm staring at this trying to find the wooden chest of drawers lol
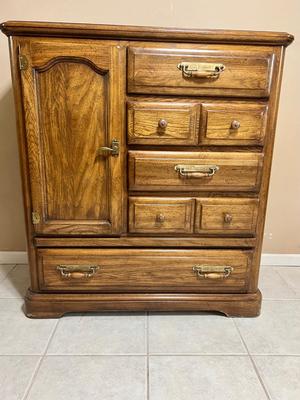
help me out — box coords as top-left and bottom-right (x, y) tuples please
(1, 21), (293, 317)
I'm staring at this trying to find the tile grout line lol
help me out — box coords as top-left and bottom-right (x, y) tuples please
(263, 267), (300, 299)
(143, 352), (249, 356)
(43, 319), (62, 355)
(22, 318), (60, 400)
(233, 318), (272, 400)
(21, 356), (44, 400)
(4, 352), (285, 356)
(0, 264), (17, 285)
(275, 268), (300, 297)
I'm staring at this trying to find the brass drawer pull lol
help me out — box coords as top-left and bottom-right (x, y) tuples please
(158, 119), (168, 129)
(98, 138), (119, 157)
(224, 213), (233, 224)
(175, 164), (219, 178)
(57, 265), (100, 279)
(231, 120), (241, 129)
(156, 213), (165, 223)
(193, 265), (233, 280)
(177, 62), (225, 79)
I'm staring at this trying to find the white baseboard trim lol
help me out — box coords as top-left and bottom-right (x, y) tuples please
(261, 253), (300, 267)
(0, 251), (299, 267)
(0, 251), (28, 264)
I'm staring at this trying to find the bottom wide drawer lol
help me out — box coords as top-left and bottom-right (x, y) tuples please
(37, 248), (252, 293)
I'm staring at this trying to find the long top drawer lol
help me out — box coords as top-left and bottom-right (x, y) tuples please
(128, 44), (275, 98)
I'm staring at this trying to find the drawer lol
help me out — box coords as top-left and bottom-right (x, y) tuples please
(128, 45), (275, 97)
(128, 151), (263, 192)
(127, 101), (199, 145)
(200, 103), (268, 146)
(129, 197), (194, 233)
(37, 248), (252, 293)
(195, 198), (259, 235)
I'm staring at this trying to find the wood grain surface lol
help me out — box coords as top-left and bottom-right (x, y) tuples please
(3, 22), (292, 317)
(18, 38), (126, 235)
(37, 248), (253, 293)
(128, 45), (275, 97)
(129, 197), (195, 233)
(1, 21), (294, 46)
(129, 151), (263, 192)
(127, 101), (199, 145)
(200, 102), (268, 145)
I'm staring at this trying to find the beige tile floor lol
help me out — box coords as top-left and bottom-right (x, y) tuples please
(0, 264), (300, 400)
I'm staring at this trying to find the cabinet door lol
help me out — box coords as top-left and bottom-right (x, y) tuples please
(18, 39), (125, 235)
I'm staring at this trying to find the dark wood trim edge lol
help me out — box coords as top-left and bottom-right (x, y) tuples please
(0, 21), (294, 46)
(25, 289), (262, 318)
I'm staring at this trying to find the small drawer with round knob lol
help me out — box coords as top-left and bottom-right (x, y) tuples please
(127, 101), (199, 145)
(200, 102), (267, 146)
(129, 197), (194, 234)
(195, 198), (259, 235)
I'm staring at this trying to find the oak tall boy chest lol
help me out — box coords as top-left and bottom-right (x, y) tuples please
(1, 21), (293, 317)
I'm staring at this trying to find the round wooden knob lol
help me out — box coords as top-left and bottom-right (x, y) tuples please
(158, 119), (168, 129)
(224, 213), (233, 224)
(231, 120), (240, 129)
(156, 213), (165, 223)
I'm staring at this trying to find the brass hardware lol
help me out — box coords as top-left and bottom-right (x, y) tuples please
(158, 119), (168, 129)
(231, 120), (241, 129)
(156, 213), (165, 223)
(98, 139), (119, 156)
(57, 265), (99, 279)
(192, 265), (233, 280)
(224, 213), (233, 224)
(177, 62), (225, 79)
(18, 54), (28, 70)
(175, 164), (219, 178)
(32, 211), (40, 224)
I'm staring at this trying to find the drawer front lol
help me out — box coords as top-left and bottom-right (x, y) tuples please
(200, 103), (268, 145)
(128, 46), (274, 97)
(37, 248), (252, 293)
(129, 197), (194, 233)
(128, 151), (263, 192)
(127, 101), (199, 145)
(195, 198), (259, 235)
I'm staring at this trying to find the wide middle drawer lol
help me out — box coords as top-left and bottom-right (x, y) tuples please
(128, 151), (263, 192)
(37, 248), (252, 293)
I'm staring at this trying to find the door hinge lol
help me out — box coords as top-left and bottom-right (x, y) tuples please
(32, 211), (40, 225)
(18, 54), (28, 70)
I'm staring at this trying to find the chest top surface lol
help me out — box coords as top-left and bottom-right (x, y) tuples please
(0, 20), (294, 46)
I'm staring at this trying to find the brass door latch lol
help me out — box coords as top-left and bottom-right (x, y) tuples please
(98, 139), (119, 156)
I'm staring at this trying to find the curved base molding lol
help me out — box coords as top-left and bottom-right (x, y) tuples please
(24, 289), (262, 318)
